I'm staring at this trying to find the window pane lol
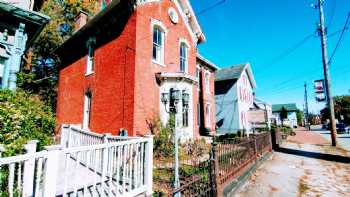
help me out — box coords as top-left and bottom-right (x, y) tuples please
(153, 44), (157, 60)
(158, 30), (162, 45)
(153, 28), (158, 44)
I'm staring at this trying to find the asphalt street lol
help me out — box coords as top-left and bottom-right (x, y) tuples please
(311, 125), (350, 152)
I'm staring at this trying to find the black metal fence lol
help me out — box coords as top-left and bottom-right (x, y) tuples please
(153, 132), (272, 197)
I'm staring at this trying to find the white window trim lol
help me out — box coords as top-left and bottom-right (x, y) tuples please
(85, 38), (96, 76)
(179, 38), (190, 74)
(83, 92), (92, 129)
(205, 103), (211, 128)
(151, 18), (167, 66)
(205, 70), (210, 93)
(195, 64), (201, 91)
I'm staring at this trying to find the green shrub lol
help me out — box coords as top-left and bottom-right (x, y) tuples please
(153, 115), (175, 159)
(0, 89), (55, 156)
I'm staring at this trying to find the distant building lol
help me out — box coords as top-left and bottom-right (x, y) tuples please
(55, 0), (217, 139)
(248, 98), (272, 131)
(272, 103), (298, 128)
(215, 63), (256, 135)
(0, 0), (49, 89)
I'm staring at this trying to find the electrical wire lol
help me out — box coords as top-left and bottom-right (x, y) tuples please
(197, 0), (226, 16)
(328, 12), (350, 65)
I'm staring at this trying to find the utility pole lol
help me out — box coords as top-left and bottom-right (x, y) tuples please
(304, 83), (309, 130)
(316, 0), (337, 146)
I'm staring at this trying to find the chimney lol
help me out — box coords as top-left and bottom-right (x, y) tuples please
(74, 10), (89, 32)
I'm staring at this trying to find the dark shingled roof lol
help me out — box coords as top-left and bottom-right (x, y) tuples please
(215, 64), (246, 82)
(272, 103), (298, 112)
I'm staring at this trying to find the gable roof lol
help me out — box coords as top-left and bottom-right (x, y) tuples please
(272, 103), (298, 112)
(254, 98), (271, 107)
(176, 0), (205, 43)
(215, 63), (256, 88)
(196, 53), (219, 71)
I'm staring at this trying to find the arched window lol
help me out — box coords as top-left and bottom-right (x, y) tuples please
(205, 72), (210, 93)
(206, 103), (211, 127)
(180, 42), (188, 73)
(153, 26), (164, 64)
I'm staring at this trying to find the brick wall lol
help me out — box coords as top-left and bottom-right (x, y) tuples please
(56, 13), (137, 135)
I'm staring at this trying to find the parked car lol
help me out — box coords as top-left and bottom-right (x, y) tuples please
(336, 123), (347, 134)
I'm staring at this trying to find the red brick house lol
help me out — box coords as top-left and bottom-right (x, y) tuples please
(55, 0), (217, 139)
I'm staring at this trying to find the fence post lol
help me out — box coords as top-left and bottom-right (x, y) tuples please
(0, 144), (4, 196)
(101, 133), (111, 187)
(253, 134), (258, 159)
(268, 132), (273, 152)
(144, 135), (153, 196)
(43, 145), (61, 197)
(103, 133), (112, 144)
(0, 144), (4, 157)
(23, 140), (38, 197)
(210, 142), (219, 197)
(60, 124), (70, 148)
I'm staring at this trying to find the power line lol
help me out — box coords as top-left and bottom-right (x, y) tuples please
(328, 12), (350, 65)
(255, 34), (314, 76)
(197, 0), (226, 16)
(254, 26), (350, 77)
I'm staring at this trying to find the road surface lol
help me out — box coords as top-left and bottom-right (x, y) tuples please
(311, 125), (350, 152)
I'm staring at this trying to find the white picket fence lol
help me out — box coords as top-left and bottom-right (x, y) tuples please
(0, 125), (153, 197)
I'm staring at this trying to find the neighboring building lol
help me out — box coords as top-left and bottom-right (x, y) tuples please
(272, 103), (298, 128)
(196, 54), (218, 135)
(248, 98), (272, 131)
(0, 0), (49, 89)
(55, 0), (217, 139)
(215, 63), (256, 135)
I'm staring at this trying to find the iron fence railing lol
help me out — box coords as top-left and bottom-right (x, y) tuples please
(154, 132), (273, 197)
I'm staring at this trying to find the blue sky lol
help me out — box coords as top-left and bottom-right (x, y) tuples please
(191, 0), (350, 113)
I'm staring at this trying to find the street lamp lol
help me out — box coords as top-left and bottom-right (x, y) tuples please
(161, 88), (181, 196)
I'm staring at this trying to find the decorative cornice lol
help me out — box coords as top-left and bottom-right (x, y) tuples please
(136, 0), (205, 44)
(156, 72), (198, 85)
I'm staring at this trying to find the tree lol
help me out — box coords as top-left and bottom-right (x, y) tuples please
(280, 107), (288, 126)
(296, 109), (304, 126)
(0, 89), (55, 156)
(19, 0), (99, 111)
(321, 95), (350, 124)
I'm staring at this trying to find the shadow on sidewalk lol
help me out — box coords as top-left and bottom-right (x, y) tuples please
(275, 147), (350, 164)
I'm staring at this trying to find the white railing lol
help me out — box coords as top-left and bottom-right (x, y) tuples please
(0, 132), (153, 197)
(60, 125), (142, 148)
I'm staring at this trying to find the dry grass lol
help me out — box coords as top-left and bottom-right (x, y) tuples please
(298, 176), (309, 197)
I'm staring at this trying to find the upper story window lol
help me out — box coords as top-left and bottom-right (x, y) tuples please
(205, 72), (210, 93)
(153, 26), (164, 64)
(86, 38), (96, 75)
(195, 65), (200, 80)
(180, 42), (188, 73)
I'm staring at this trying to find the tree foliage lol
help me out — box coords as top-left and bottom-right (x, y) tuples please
(321, 95), (350, 124)
(19, 0), (99, 111)
(279, 107), (288, 123)
(296, 109), (304, 126)
(0, 89), (55, 156)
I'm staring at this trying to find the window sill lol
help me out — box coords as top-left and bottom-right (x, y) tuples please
(152, 60), (166, 67)
(85, 72), (94, 77)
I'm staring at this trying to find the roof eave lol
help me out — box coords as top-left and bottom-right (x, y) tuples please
(197, 53), (219, 70)
(54, 0), (124, 56)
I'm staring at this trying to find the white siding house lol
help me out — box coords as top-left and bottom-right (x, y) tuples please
(215, 63), (256, 135)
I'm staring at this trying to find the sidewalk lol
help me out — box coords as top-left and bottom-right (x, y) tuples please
(236, 128), (350, 197)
